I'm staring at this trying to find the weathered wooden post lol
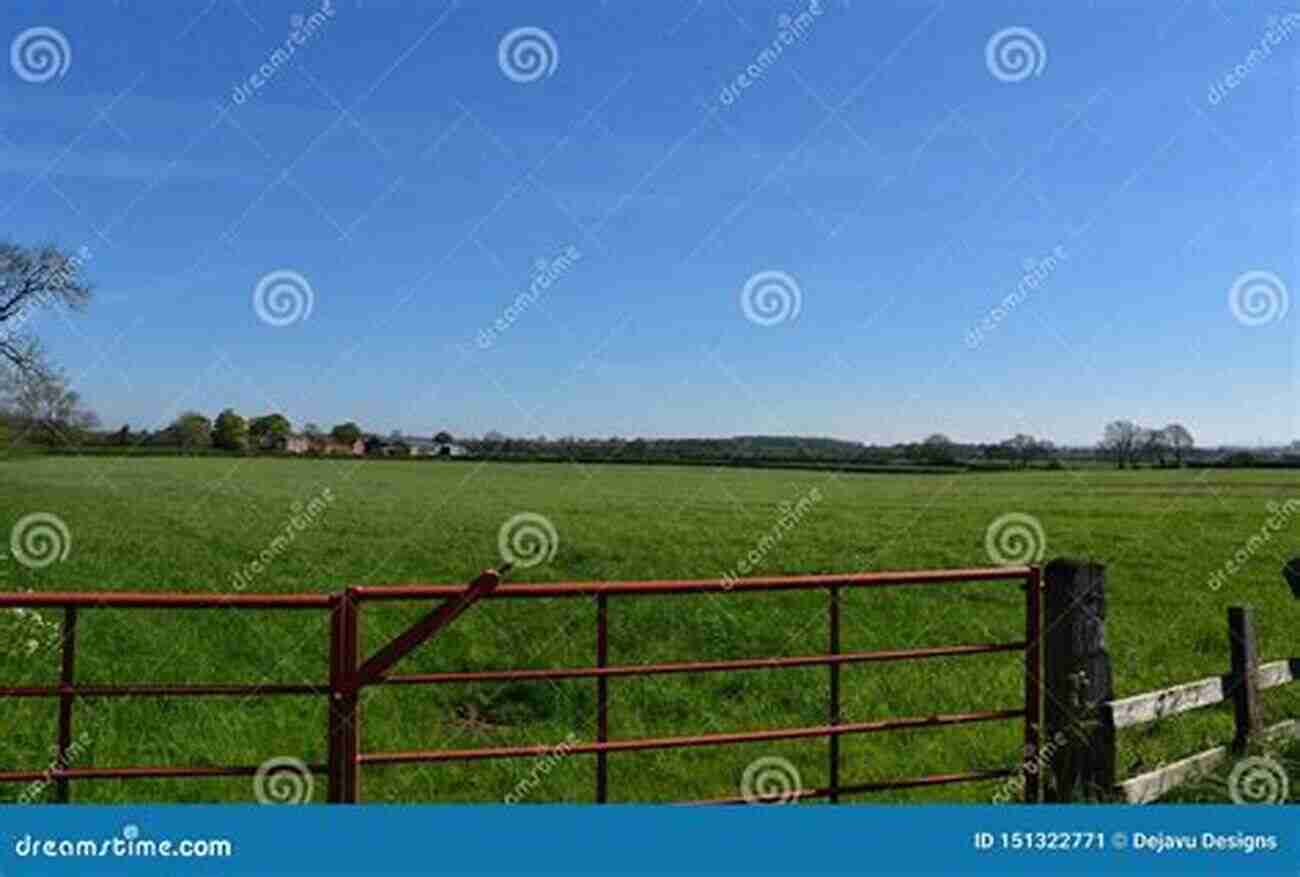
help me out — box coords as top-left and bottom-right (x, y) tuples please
(1227, 606), (1262, 753)
(1042, 558), (1116, 802)
(1283, 558), (1300, 599)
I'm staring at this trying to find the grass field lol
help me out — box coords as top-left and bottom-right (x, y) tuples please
(1, 456), (1297, 804)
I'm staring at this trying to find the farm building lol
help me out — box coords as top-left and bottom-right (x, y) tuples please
(268, 434), (364, 456)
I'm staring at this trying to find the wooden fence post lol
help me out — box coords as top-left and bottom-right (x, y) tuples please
(1042, 558), (1116, 802)
(1284, 558), (1300, 600)
(1227, 606), (1262, 753)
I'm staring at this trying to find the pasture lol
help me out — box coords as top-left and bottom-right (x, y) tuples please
(1, 456), (1297, 803)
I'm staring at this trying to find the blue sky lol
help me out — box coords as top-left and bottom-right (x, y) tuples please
(3, 0), (1296, 445)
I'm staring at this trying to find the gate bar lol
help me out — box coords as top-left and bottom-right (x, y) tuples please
(54, 606), (77, 803)
(596, 593), (609, 803)
(361, 708), (1025, 765)
(1023, 565), (1043, 803)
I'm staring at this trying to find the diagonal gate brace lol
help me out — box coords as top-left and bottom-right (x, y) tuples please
(354, 569), (501, 688)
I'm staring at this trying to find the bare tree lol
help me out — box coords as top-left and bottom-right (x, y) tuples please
(0, 242), (92, 374)
(0, 361), (99, 445)
(1100, 420), (1141, 469)
(1140, 427), (1170, 467)
(1164, 423), (1194, 466)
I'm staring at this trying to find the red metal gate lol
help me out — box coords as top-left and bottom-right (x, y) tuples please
(0, 565), (1043, 804)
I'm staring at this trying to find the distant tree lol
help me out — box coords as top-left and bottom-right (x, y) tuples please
(434, 430), (454, 445)
(331, 422), (362, 444)
(0, 242), (93, 375)
(1002, 433), (1049, 469)
(171, 411), (212, 450)
(1100, 420), (1141, 469)
(919, 433), (956, 465)
(389, 430), (403, 441)
(212, 408), (249, 451)
(303, 422), (323, 438)
(249, 413), (292, 445)
(0, 420), (8, 448)
(1164, 424), (1194, 466)
(115, 424), (131, 446)
(1140, 427), (1170, 467)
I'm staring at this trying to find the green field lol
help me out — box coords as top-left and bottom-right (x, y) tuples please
(1, 456), (1297, 804)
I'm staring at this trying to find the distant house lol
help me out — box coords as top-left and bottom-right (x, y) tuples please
(272, 434), (363, 456)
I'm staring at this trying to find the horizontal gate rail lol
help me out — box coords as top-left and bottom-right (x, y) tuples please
(359, 708), (1027, 766)
(375, 641), (1028, 686)
(0, 764), (329, 784)
(688, 768), (1018, 805)
(348, 566), (1032, 601)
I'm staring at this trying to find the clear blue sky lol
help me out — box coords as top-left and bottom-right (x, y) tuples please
(4, 0), (1296, 445)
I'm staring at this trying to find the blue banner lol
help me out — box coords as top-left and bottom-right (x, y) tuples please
(0, 805), (1295, 875)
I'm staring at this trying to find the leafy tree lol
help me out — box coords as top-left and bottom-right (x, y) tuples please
(331, 422), (362, 444)
(170, 411), (212, 449)
(1002, 434), (1043, 468)
(0, 242), (92, 375)
(1164, 424), (1194, 466)
(249, 413), (292, 445)
(919, 433), (956, 465)
(212, 408), (249, 451)
(303, 422), (323, 438)
(434, 430), (454, 445)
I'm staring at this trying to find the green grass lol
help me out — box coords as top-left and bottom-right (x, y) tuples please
(0, 457), (1297, 804)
